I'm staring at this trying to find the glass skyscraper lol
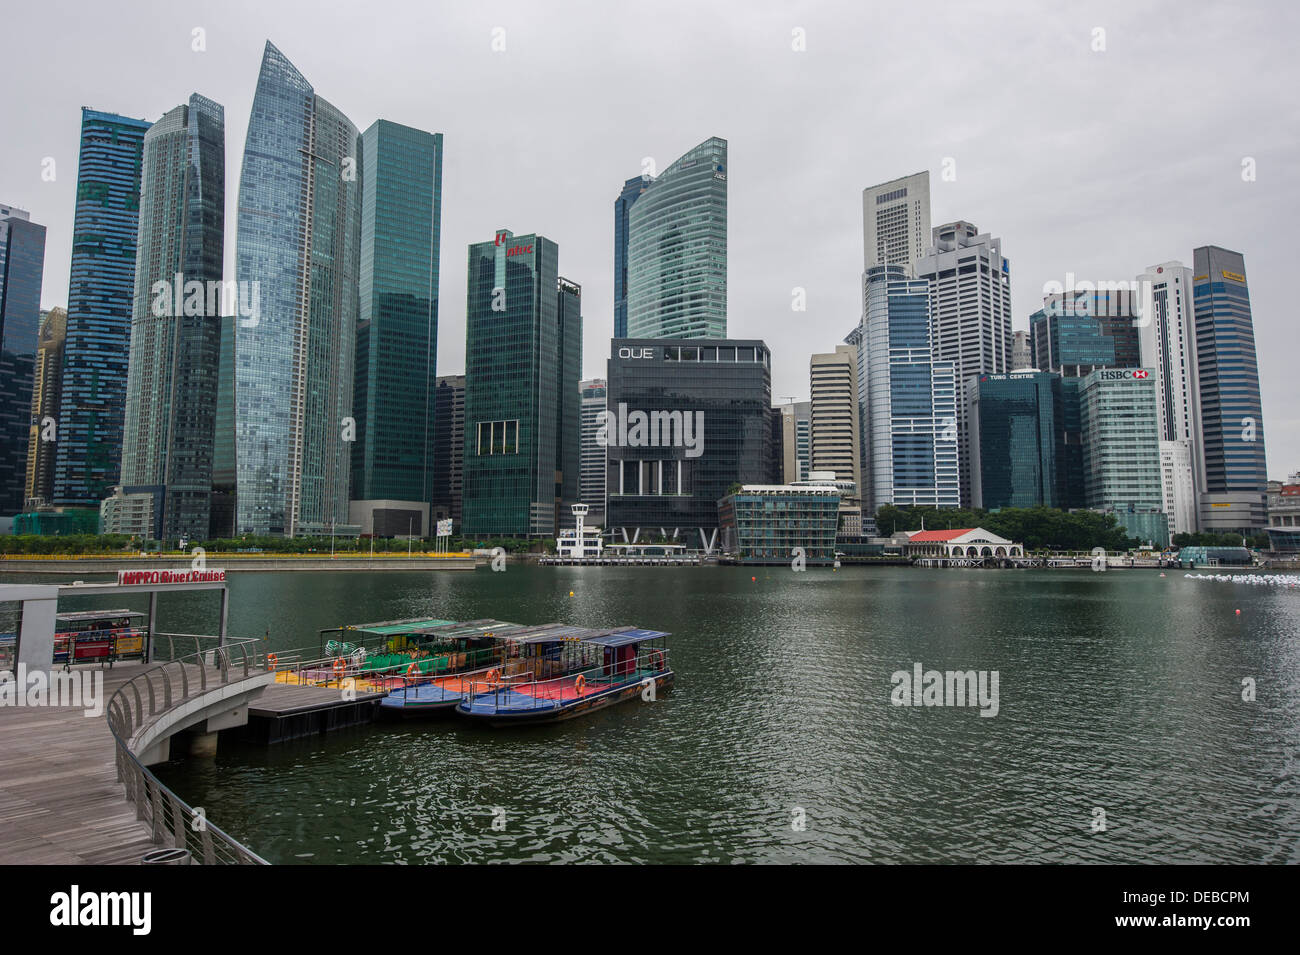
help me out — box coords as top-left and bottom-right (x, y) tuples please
(1193, 246), (1268, 532)
(613, 175), (649, 339)
(966, 371), (1063, 510)
(431, 374), (465, 526)
(1028, 290), (1140, 377)
(350, 120), (443, 534)
(605, 339), (775, 551)
(848, 264), (958, 513)
(461, 231), (581, 538)
(24, 308), (65, 508)
(0, 205), (47, 515)
(53, 109), (151, 506)
(626, 137), (727, 339)
(235, 41), (360, 537)
(580, 379), (608, 524)
(118, 94), (224, 541)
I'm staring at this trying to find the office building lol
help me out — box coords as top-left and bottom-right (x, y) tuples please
(1030, 288), (1141, 377)
(849, 264), (958, 512)
(235, 42), (361, 537)
(1193, 246), (1268, 533)
(580, 378), (608, 525)
(916, 221), (1013, 506)
(718, 484), (841, 564)
(209, 315), (236, 538)
(1159, 439), (1198, 537)
(0, 205), (47, 515)
(613, 175), (650, 339)
(778, 400), (811, 485)
(626, 137), (727, 339)
(1079, 367), (1166, 543)
(349, 120), (444, 537)
(461, 230), (580, 538)
(117, 94), (225, 541)
(605, 338), (775, 550)
(53, 109), (151, 506)
(1011, 331), (1032, 371)
(809, 344), (860, 493)
(862, 171), (930, 275)
(431, 374), (465, 527)
(966, 371), (1063, 510)
(24, 308), (66, 507)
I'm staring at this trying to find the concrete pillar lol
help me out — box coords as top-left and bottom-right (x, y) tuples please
(16, 592), (59, 675)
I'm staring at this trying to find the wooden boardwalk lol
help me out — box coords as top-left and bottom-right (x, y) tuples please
(0, 664), (159, 864)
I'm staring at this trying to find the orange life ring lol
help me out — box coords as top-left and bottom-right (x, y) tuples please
(332, 658), (345, 675)
(406, 662), (419, 677)
(650, 650), (666, 671)
(267, 653), (278, 669)
(574, 674), (587, 693)
(486, 668), (500, 685)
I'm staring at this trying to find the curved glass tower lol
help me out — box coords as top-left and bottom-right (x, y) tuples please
(626, 137), (727, 339)
(235, 42), (360, 537)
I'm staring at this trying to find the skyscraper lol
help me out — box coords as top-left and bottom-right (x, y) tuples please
(626, 137), (727, 339)
(809, 344), (860, 492)
(24, 308), (65, 507)
(431, 374), (465, 528)
(53, 109), (151, 506)
(779, 400), (811, 484)
(235, 42), (360, 537)
(613, 175), (650, 339)
(1192, 246), (1268, 533)
(579, 378), (608, 525)
(1029, 288), (1141, 378)
(849, 264), (958, 513)
(1136, 261), (1200, 535)
(1080, 367), (1167, 544)
(916, 221), (1012, 506)
(349, 119), (443, 537)
(462, 230), (580, 538)
(0, 204), (47, 515)
(117, 94), (224, 541)
(966, 371), (1063, 510)
(862, 171), (931, 275)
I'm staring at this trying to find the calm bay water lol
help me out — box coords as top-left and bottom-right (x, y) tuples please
(51, 565), (1300, 863)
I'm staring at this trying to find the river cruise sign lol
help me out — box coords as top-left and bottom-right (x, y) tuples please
(117, 569), (227, 586)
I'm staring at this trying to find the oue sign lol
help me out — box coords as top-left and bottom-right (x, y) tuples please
(618, 347), (654, 359)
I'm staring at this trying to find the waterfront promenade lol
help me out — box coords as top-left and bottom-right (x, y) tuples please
(0, 664), (158, 864)
(0, 553), (476, 575)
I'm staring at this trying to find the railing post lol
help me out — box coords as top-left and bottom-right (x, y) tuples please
(145, 674), (157, 716)
(169, 792), (187, 850)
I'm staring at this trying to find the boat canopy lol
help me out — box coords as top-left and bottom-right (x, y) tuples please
(56, 609), (145, 623)
(581, 628), (669, 648)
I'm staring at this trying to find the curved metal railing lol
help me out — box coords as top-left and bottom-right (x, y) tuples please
(105, 636), (271, 865)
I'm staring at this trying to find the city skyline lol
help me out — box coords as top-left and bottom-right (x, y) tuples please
(2, 2), (1297, 475)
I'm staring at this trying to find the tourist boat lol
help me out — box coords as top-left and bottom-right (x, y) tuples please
(455, 625), (673, 726)
(52, 609), (148, 668)
(377, 622), (583, 718)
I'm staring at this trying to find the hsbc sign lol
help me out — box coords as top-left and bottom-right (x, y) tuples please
(1098, 369), (1151, 381)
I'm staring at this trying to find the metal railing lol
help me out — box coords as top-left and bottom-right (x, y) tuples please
(105, 636), (270, 865)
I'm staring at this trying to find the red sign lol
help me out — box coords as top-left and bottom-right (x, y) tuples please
(505, 244), (533, 257)
(1133, 369), (1149, 379)
(117, 569), (227, 586)
(494, 231), (507, 247)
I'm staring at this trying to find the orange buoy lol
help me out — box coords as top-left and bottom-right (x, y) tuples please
(267, 653), (278, 669)
(574, 674), (587, 693)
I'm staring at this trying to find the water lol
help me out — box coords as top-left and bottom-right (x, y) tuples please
(65, 564), (1300, 863)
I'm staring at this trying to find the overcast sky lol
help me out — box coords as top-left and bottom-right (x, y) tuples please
(4, 0), (1297, 476)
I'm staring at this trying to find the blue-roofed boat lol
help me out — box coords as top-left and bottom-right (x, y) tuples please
(455, 626), (673, 726)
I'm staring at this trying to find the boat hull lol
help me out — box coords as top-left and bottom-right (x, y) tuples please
(459, 671), (674, 727)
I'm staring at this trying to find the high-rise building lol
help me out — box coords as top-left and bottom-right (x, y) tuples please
(53, 109), (151, 506)
(1011, 331), (1032, 371)
(1193, 246), (1268, 533)
(605, 338), (774, 550)
(966, 371), (1063, 510)
(613, 175), (650, 339)
(1136, 261), (1200, 533)
(580, 379), (608, 525)
(778, 400), (811, 485)
(626, 137), (727, 339)
(862, 171), (931, 275)
(848, 264), (958, 512)
(117, 94), (225, 541)
(1029, 288), (1141, 378)
(916, 221), (1013, 506)
(809, 344), (860, 493)
(349, 119), (444, 537)
(0, 205), (47, 515)
(24, 308), (66, 507)
(1080, 367), (1166, 543)
(462, 230), (580, 538)
(431, 374), (465, 528)
(235, 42), (360, 537)
(209, 314), (236, 538)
